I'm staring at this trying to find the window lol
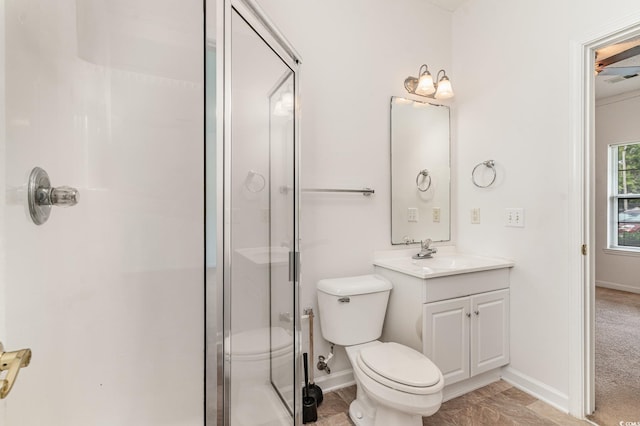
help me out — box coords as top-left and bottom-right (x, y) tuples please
(609, 142), (640, 249)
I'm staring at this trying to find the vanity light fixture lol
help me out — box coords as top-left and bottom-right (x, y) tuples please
(404, 64), (454, 100)
(273, 89), (294, 117)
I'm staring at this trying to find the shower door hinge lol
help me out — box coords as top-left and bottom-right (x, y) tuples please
(288, 251), (300, 282)
(581, 244), (587, 256)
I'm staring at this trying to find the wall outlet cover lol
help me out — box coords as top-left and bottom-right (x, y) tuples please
(505, 208), (525, 227)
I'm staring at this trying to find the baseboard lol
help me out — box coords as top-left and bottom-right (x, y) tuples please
(313, 365), (571, 414)
(501, 367), (569, 413)
(313, 369), (355, 393)
(443, 369), (502, 402)
(596, 280), (640, 294)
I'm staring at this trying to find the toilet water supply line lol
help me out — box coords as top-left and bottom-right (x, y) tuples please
(317, 344), (334, 374)
(303, 307), (333, 375)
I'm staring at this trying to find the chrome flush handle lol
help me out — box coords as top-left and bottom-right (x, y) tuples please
(28, 167), (79, 225)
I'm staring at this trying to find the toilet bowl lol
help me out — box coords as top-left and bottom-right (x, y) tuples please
(346, 341), (443, 426)
(317, 275), (443, 426)
(226, 326), (293, 384)
(227, 327), (294, 426)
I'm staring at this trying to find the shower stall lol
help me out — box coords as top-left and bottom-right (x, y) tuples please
(0, 0), (301, 424)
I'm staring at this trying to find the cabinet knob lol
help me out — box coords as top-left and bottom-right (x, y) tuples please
(474, 310), (480, 316)
(466, 312), (471, 318)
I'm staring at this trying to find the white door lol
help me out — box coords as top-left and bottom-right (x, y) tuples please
(470, 289), (510, 376)
(0, 1), (204, 424)
(423, 297), (470, 385)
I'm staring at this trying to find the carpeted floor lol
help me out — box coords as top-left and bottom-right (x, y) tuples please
(588, 287), (640, 426)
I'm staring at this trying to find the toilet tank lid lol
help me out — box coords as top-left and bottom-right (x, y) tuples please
(317, 274), (392, 296)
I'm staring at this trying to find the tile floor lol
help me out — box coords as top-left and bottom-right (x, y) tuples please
(308, 380), (593, 426)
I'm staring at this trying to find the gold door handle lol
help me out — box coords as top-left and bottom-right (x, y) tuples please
(0, 342), (32, 399)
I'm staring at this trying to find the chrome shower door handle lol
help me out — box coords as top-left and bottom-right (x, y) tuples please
(0, 342), (32, 399)
(49, 186), (79, 207)
(28, 167), (80, 225)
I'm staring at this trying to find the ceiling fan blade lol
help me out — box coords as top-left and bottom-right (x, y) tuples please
(598, 66), (640, 76)
(597, 45), (640, 70)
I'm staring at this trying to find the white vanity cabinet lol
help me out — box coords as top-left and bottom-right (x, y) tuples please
(423, 288), (509, 386)
(373, 252), (513, 396)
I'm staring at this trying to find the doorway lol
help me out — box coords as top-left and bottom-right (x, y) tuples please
(572, 17), (640, 423)
(589, 35), (640, 425)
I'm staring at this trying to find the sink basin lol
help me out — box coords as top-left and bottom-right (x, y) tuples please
(417, 256), (473, 271)
(373, 253), (513, 279)
(235, 246), (290, 265)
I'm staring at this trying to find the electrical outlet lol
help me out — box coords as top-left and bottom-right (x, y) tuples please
(471, 208), (481, 224)
(433, 207), (441, 223)
(408, 207), (418, 222)
(505, 208), (525, 227)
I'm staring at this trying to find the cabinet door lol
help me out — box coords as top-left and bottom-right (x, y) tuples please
(423, 297), (470, 386)
(470, 289), (510, 376)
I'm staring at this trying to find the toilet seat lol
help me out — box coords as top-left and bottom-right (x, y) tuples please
(226, 327), (293, 361)
(357, 342), (441, 395)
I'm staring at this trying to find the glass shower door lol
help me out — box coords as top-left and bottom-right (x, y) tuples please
(226, 5), (299, 425)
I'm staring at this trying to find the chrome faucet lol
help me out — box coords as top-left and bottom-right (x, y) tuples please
(412, 238), (438, 259)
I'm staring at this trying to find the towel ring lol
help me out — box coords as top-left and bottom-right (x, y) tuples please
(472, 160), (496, 188)
(245, 170), (266, 193)
(416, 169), (432, 192)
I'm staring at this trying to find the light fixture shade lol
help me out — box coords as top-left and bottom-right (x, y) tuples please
(281, 92), (294, 110)
(415, 71), (435, 96)
(273, 100), (288, 117)
(434, 75), (454, 99)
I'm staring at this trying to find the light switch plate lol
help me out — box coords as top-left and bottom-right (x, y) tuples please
(471, 208), (481, 224)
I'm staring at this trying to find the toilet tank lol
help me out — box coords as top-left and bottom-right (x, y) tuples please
(316, 275), (393, 346)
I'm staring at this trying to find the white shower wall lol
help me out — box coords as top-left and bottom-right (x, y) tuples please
(0, 1), (204, 424)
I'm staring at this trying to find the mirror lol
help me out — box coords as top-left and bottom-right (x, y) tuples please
(390, 96), (450, 244)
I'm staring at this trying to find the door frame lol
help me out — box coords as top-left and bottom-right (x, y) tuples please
(0, 2), (6, 418)
(569, 13), (640, 418)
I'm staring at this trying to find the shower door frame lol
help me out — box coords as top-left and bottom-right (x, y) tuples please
(218, 0), (302, 424)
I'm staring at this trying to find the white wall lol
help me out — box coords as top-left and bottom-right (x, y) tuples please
(453, 0), (640, 411)
(1, 1), (203, 424)
(261, 0), (639, 414)
(257, 0), (453, 379)
(595, 90), (640, 293)
(257, 0), (640, 413)
(256, 0), (453, 378)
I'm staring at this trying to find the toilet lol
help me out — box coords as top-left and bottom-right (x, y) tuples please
(226, 327), (294, 425)
(317, 274), (443, 426)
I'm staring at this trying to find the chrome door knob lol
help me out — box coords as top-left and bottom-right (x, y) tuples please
(28, 167), (80, 225)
